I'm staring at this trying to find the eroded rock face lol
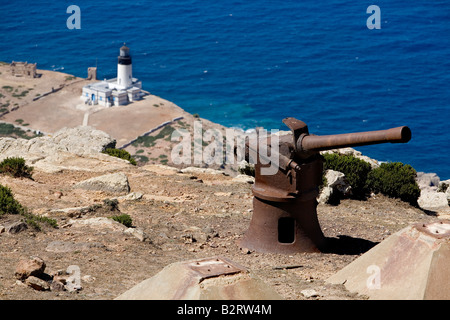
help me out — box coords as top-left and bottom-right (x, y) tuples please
(0, 126), (116, 159)
(0, 126), (125, 173)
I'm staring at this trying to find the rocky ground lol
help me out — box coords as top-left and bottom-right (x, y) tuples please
(0, 149), (440, 300)
(0, 65), (447, 301)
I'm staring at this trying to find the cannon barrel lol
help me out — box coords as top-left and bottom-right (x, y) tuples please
(299, 126), (411, 153)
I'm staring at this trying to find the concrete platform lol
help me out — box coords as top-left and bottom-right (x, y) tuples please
(115, 257), (283, 300)
(326, 221), (450, 300)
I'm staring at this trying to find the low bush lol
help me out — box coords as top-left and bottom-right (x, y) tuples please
(0, 184), (57, 230)
(0, 157), (33, 178)
(0, 184), (24, 216)
(322, 153), (372, 199)
(102, 148), (136, 165)
(366, 162), (421, 206)
(110, 213), (132, 227)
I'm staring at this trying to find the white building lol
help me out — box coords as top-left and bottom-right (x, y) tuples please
(81, 44), (143, 107)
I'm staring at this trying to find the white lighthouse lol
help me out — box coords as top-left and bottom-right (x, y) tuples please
(117, 44), (133, 89)
(81, 44), (143, 107)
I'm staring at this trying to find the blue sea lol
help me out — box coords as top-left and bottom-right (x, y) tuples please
(1, 0), (449, 178)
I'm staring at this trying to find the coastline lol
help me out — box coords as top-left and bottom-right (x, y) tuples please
(0, 63), (448, 182)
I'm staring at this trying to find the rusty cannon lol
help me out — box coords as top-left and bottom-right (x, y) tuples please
(240, 117), (412, 254)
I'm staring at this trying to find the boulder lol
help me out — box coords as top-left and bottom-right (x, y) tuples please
(416, 172), (440, 190)
(50, 126), (116, 155)
(73, 172), (130, 194)
(318, 170), (352, 204)
(418, 190), (449, 211)
(15, 256), (46, 280)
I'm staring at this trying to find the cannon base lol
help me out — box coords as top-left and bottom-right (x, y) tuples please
(239, 196), (327, 254)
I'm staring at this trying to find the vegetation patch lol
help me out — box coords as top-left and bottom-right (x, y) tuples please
(0, 157), (33, 179)
(0, 123), (42, 139)
(322, 153), (372, 199)
(322, 153), (421, 205)
(366, 162), (421, 206)
(0, 184), (24, 216)
(0, 184), (57, 231)
(131, 125), (176, 148)
(102, 148), (137, 165)
(109, 213), (133, 228)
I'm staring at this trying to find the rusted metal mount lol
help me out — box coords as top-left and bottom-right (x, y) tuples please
(240, 117), (411, 254)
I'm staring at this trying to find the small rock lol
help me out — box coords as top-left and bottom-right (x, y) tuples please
(15, 256), (46, 280)
(73, 172), (130, 194)
(232, 174), (255, 184)
(123, 227), (148, 242)
(50, 280), (66, 292)
(53, 191), (63, 199)
(25, 276), (50, 291)
(82, 275), (96, 283)
(5, 221), (28, 234)
(301, 289), (319, 298)
(180, 167), (225, 175)
(0, 225), (5, 233)
(240, 247), (252, 254)
(117, 192), (143, 201)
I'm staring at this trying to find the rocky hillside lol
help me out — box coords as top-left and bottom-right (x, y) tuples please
(0, 126), (445, 300)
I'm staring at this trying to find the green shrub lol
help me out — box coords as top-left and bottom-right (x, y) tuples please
(0, 184), (24, 216)
(0, 184), (57, 230)
(366, 162), (421, 206)
(322, 153), (372, 199)
(0, 157), (33, 178)
(102, 148), (136, 165)
(110, 214), (132, 227)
